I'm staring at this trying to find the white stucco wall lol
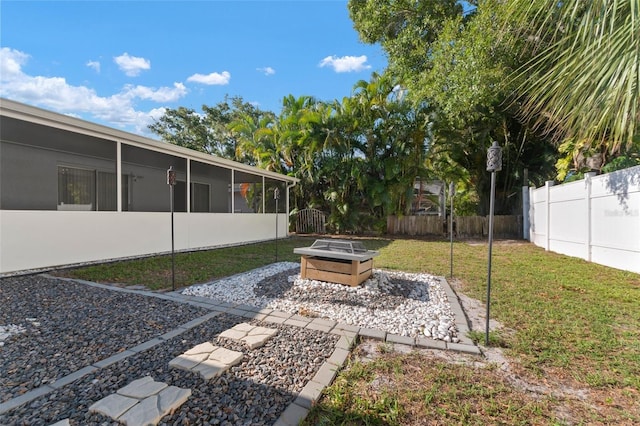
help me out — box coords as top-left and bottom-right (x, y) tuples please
(0, 211), (289, 274)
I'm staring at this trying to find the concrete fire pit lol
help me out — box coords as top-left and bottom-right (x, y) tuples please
(293, 239), (379, 287)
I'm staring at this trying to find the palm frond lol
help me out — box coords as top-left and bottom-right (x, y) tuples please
(506, 0), (639, 154)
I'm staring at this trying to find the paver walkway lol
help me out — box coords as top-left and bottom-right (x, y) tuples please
(89, 376), (191, 425)
(219, 322), (278, 348)
(169, 341), (244, 380)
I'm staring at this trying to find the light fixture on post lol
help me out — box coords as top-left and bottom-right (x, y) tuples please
(485, 141), (502, 346)
(167, 166), (177, 291)
(274, 187), (280, 262)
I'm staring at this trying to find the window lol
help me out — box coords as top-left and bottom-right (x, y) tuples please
(121, 144), (187, 212)
(57, 166), (117, 211)
(191, 182), (210, 212)
(265, 179), (285, 213)
(234, 170), (263, 213)
(97, 171), (117, 211)
(58, 166), (95, 210)
(190, 160), (232, 213)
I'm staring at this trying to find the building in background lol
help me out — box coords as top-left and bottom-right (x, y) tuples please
(0, 98), (297, 274)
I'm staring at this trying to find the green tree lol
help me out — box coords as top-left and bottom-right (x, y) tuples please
(148, 95), (275, 161)
(228, 74), (432, 233)
(312, 73), (431, 231)
(230, 95), (326, 217)
(349, 0), (463, 98)
(349, 0), (556, 215)
(228, 110), (277, 169)
(148, 106), (213, 154)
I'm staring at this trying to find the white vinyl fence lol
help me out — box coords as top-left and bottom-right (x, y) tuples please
(527, 165), (640, 274)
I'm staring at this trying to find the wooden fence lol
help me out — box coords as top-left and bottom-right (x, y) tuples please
(295, 208), (327, 234)
(387, 215), (523, 239)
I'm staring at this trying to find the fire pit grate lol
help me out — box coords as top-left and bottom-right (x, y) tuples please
(309, 239), (368, 254)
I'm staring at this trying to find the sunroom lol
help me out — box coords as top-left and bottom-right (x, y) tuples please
(0, 98), (297, 274)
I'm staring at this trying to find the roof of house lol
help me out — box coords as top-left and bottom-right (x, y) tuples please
(0, 97), (298, 183)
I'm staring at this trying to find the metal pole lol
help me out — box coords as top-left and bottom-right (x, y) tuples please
(274, 187), (280, 263)
(449, 182), (454, 278)
(485, 170), (496, 346)
(485, 140), (502, 347)
(170, 184), (175, 291)
(167, 166), (176, 292)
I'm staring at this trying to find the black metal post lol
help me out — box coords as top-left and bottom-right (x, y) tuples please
(485, 141), (502, 346)
(486, 170), (496, 345)
(274, 187), (280, 262)
(171, 186), (175, 291)
(167, 166), (176, 291)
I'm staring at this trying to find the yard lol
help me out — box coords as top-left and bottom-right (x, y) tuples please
(61, 236), (640, 425)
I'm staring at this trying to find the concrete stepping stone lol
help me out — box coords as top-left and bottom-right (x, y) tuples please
(90, 393), (139, 420)
(219, 322), (278, 349)
(185, 341), (217, 355)
(118, 376), (167, 398)
(89, 376), (191, 426)
(170, 344), (243, 380)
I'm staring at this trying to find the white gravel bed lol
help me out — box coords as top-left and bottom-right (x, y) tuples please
(183, 262), (459, 342)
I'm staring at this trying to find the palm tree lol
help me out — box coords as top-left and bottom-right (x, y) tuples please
(506, 0), (639, 156)
(229, 112), (278, 169)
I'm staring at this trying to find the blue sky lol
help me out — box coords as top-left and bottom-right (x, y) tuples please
(0, 0), (387, 136)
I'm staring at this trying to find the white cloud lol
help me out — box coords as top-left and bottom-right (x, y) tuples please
(187, 71), (230, 85)
(257, 66), (275, 76)
(86, 60), (101, 73)
(0, 47), (186, 135)
(148, 107), (167, 122)
(122, 83), (187, 102)
(114, 52), (150, 77)
(319, 55), (371, 73)
(1, 47), (29, 77)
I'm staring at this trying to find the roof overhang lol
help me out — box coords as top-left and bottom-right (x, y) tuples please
(0, 98), (299, 184)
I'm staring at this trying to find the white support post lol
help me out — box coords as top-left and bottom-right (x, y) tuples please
(529, 186), (535, 241)
(585, 172), (596, 262)
(287, 182), (295, 227)
(116, 141), (122, 212)
(231, 169), (235, 213)
(522, 186), (530, 240)
(186, 159), (191, 213)
(545, 180), (554, 250)
(286, 184), (290, 217)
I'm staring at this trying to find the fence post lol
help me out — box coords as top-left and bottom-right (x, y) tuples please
(545, 180), (554, 250)
(522, 186), (530, 240)
(584, 172), (596, 262)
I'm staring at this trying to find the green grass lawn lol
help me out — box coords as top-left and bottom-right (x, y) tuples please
(60, 236), (640, 424)
(59, 236), (318, 290)
(375, 239), (640, 390)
